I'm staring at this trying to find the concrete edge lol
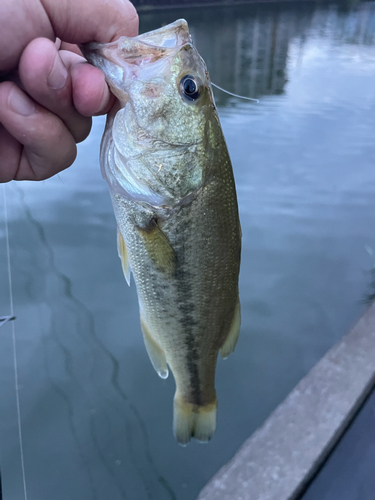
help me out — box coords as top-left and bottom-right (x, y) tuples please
(197, 302), (375, 500)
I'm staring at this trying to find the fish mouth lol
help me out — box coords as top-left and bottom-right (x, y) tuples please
(80, 19), (192, 94)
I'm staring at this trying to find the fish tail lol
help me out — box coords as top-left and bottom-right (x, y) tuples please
(173, 396), (217, 446)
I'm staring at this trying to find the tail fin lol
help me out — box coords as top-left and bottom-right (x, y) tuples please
(173, 396), (217, 446)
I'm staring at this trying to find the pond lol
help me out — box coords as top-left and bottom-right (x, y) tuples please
(1, 1), (375, 499)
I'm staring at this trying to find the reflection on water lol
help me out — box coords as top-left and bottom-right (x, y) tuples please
(1, 2), (375, 500)
(141, 1), (375, 101)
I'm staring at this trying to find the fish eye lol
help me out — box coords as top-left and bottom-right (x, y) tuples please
(180, 75), (201, 102)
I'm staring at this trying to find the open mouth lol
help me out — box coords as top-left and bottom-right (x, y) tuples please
(80, 19), (192, 84)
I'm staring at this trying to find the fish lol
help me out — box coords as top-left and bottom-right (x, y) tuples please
(81, 19), (241, 445)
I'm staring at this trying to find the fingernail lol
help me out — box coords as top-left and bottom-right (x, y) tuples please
(47, 54), (68, 90)
(8, 88), (35, 116)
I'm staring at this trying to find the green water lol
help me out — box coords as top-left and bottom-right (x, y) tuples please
(1, 2), (375, 499)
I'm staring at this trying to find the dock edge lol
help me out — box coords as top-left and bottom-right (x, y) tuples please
(197, 302), (375, 500)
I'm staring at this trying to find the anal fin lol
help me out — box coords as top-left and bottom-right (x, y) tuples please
(117, 228), (131, 286)
(221, 298), (241, 359)
(140, 317), (169, 379)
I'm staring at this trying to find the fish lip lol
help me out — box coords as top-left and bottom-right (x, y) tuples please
(80, 19), (192, 70)
(80, 40), (171, 68)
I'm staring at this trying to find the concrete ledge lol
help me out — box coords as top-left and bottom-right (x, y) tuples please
(197, 303), (375, 500)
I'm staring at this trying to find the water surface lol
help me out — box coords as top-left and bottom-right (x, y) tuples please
(1, 2), (375, 499)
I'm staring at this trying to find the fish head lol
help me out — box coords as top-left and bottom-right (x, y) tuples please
(82, 20), (221, 209)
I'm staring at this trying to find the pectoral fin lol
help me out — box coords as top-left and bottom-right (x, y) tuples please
(140, 317), (169, 379)
(117, 228), (131, 286)
(137, 219), (176, 275)
(220, 299), (241, 359)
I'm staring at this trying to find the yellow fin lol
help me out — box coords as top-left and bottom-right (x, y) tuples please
(173, 396), (217, 446)
(117, 228), (131, 286)
(140, 317), (169, 379)
(221, 299), (241, 359)
(137, 219), (176, 275)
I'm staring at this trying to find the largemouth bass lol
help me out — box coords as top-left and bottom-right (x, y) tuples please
(82, 19), (241, 445)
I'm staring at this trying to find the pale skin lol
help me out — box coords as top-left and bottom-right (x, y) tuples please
(0, 0), (138, 182)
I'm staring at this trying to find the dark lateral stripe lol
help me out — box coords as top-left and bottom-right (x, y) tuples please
(176, 264), (201, 406)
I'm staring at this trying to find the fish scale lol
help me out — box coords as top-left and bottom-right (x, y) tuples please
(82, 19), (241, 445)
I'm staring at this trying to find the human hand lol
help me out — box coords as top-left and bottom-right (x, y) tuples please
(0, 0), (138, 182)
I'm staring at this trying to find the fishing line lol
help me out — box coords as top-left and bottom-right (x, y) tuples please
(211, 82), (260, 103)
(2, 184), (28, 500)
